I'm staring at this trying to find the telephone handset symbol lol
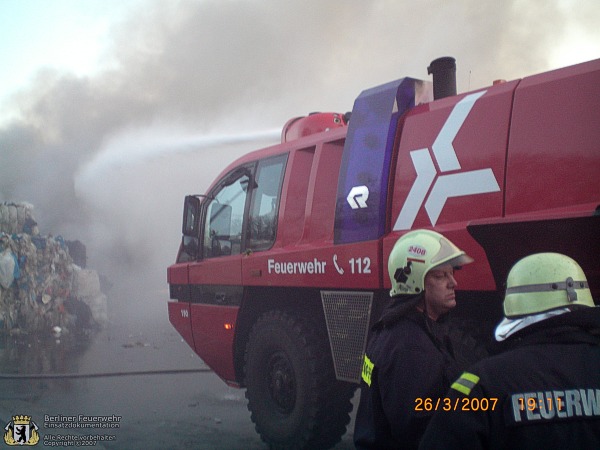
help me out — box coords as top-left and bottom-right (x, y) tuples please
(333, 254), (344, 275)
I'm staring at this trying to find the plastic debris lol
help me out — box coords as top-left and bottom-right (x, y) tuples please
(0, 202), (108, 335)
(0, 248), (17, 289)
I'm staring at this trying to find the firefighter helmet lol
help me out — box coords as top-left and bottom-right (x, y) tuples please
(388, 230), (474, 297)
(503, 253), (594, 318)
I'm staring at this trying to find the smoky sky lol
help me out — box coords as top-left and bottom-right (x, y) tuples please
(0, 0), (598, 309)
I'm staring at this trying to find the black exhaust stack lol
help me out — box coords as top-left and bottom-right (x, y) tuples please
(428, 57), (457, 100)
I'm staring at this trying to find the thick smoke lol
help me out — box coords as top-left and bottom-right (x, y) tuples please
(1, 0), (598, 321)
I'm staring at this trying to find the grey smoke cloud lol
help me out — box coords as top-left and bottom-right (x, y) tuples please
(0, 0), (598, 316)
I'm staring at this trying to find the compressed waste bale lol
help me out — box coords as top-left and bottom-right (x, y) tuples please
(84, 293), (108, 328)
(7, 205), (17, 234)
(0, 203), (107, 334)
(0, 202), (36, 234)
(72, 267), (108, 327)
(66, 240), (86, 268)
(0, 205), (7, 231)
(73, 268), (101, 297)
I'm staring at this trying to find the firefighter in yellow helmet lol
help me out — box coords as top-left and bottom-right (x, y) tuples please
(354, 230), (486, 450)
(420, 252), (600, 449)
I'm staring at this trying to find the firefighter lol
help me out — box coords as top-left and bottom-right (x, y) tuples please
(419, 252), (600, 449)
(354, 229), (484, 450)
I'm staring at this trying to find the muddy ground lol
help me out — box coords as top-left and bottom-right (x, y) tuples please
(0, 290), (358, 449)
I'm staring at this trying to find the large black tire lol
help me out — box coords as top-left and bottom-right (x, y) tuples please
(244, 310), (355, 450)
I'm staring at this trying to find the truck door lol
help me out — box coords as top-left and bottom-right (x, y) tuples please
(187, 166), (253, 382)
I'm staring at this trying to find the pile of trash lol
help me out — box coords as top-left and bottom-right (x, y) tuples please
(0, 202), (108, 336)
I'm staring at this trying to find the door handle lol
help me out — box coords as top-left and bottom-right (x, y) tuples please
(215, 292), (226, 304)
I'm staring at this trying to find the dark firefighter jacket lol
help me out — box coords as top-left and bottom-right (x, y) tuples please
(354, 295), (486, 450)
(419, 307), (600, 450)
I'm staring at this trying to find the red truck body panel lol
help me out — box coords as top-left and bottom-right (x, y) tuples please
(188, 304), (238, 383)
(168, 58), (600, 386)
(505, 58), (600, 216)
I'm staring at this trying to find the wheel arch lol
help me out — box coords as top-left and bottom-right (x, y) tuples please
(233, 286), (329, 386)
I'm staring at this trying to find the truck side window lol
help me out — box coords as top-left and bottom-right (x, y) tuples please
(247, 154), (287, 251)
(203, 173), (250, 258)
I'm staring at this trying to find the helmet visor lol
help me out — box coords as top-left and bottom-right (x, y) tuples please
(431, 253), (474, 271)
(430, 237), (474, 270)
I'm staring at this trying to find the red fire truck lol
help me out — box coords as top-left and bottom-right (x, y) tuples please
(168, 57), (600, 449)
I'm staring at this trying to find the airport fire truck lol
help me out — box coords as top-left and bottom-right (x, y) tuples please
(168, 57), (600, 449)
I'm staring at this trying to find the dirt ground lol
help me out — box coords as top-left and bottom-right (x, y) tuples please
(0, 294), (358, 449)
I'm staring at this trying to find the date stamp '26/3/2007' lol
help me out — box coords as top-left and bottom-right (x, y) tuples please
(415, 389), (600, 425)
(414, 397), (498, 412)
(414, 395), (569, 413)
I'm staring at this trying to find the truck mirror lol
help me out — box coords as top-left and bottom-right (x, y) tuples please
(182, 195), (200, 236)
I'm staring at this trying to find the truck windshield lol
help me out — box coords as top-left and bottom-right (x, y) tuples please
(203, 174), (250, 258)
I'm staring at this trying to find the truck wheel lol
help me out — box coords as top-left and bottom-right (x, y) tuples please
(244, 310), (354, 450)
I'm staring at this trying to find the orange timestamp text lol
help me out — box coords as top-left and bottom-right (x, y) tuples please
(414, 397), (498, 412)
